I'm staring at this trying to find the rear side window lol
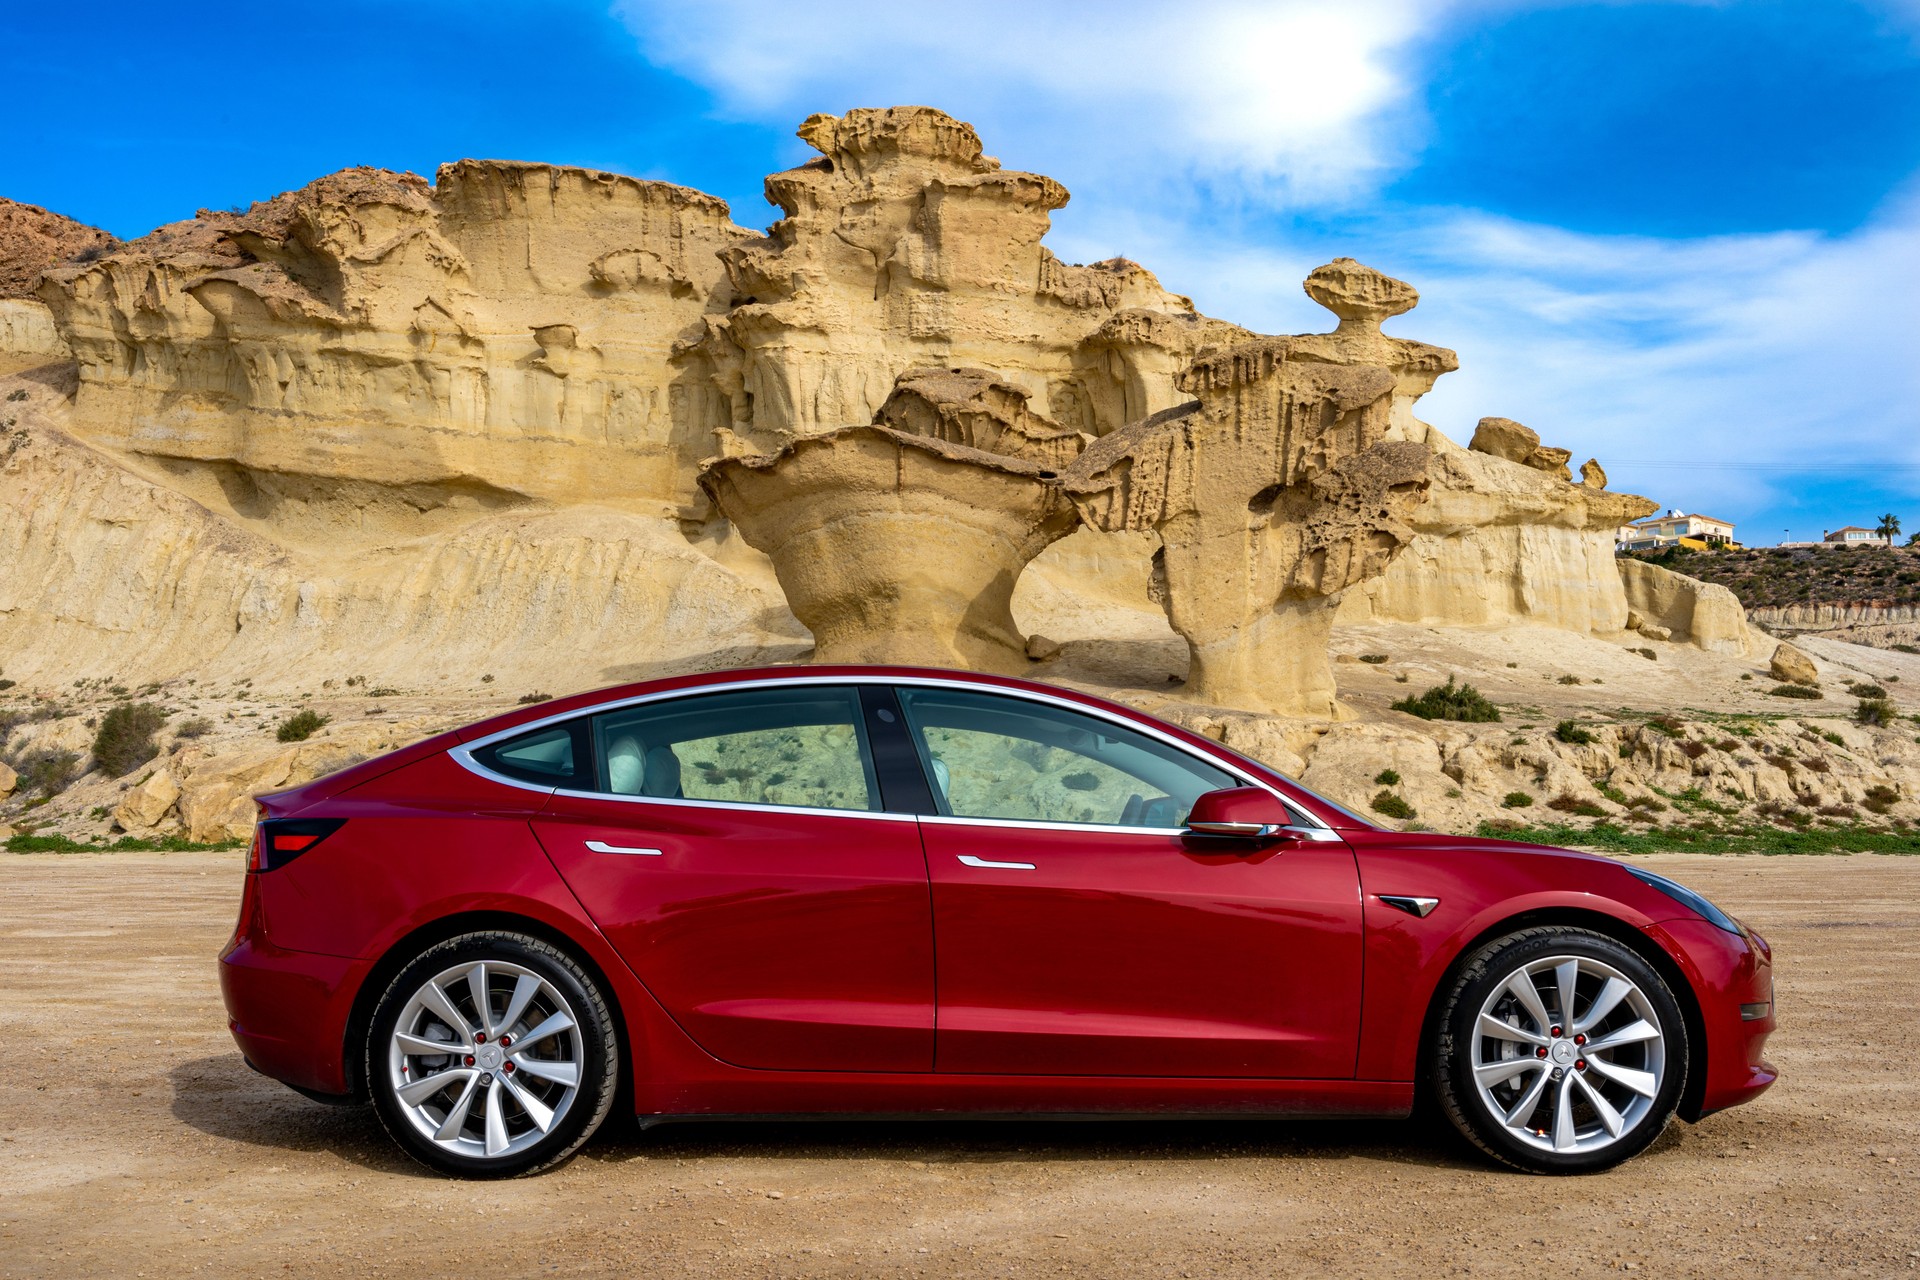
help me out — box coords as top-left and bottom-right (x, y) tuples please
(589, 685), (881, 813)
(473, 723), (584, 787)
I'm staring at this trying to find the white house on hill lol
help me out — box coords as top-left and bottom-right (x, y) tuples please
(1618, 510), (1738, 551)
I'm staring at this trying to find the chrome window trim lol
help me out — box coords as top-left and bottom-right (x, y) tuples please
(446, 673), (1332, 832)
(548, 788), (920, 824)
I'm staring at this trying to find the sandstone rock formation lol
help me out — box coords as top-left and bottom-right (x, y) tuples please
(1769, 641), (1819, 686)
(696, 107), (1245, 451)
(0, 198), (116, 299)
(1617, 558), (1754, 655)
(2, 103), (1741, 715)
(0, 199), (112, 372)
(1065, 338), (1428, 716)
(701, 414), (1080, 672)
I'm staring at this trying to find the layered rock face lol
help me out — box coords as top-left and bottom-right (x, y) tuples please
(38, 164), (747, 515)
(699, 108), (1246, 450)
(4, 103), (1728, 709)
(1066, 341), (1429, 716)
(0, 198), (114, 372)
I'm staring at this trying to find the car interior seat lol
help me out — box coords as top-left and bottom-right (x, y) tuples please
(643, 745), (683, 798)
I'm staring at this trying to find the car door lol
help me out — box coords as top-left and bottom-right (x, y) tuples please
(524, 683), (936, 1073)
(896, 684), (1364, 1079)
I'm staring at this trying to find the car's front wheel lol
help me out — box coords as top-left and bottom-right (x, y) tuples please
(367, 931), (618, 1177)
(1434, 927), (1688, 1173)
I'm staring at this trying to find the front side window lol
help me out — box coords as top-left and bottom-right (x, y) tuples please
(896, 687), (1235, 828)
(589, 685), (880, 813)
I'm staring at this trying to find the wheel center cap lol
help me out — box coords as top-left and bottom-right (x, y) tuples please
(1550, 1040), (1576, 1065)
(477, 1044), (504, 1071)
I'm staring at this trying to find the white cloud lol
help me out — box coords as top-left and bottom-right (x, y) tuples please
(1050, 194), (1920, 526)
(614, 0), (1445, 205)
(614, 0), (1920, 534)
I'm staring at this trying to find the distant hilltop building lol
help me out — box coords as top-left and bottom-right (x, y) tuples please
(1618, 509), (1738, 552)
(1823, 526), (1880, 545)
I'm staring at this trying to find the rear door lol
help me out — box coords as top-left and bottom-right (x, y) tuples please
(524, 683), (936, 1073)
(896, 684), (1365, 1079)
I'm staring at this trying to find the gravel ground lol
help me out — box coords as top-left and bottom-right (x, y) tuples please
(2, 851), (1917, 1278)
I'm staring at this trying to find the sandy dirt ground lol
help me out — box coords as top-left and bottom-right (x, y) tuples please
(2, 850), (1917, 1278)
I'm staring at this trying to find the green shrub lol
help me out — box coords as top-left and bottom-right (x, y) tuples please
(1863, 785), (1899, 815)
(1061, 771), (1100, 792)
(1374, 768), (1401, 786)
(367, 687), (401, 698)
(172, 717), (213, 740)
(1501, 791), (1533, 809)
(1547, 794), (1607, 818)
(1370, 790), (1416, 820)
(1557, 674), (1582, 686)
(10, 748), (80, 796)
(1767, 684), (1822, 699)
(1554, 720), (1594, 745)
(1391, 677), (1500, 723)
(91, 702), (167, 776)
(1855, 698), (1898, 728)
(1357, 653), (1389, 664)
(1848, 683), (1889, 700)
(276, 709), (330, 743)
(1893, 643), (1919, 655)
(517, 691), (552, 705)
(1632, 648), (1658, 661)
(0, 678), (14, 691)
(1820, 730), (1845, 746)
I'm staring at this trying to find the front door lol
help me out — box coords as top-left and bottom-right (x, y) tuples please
(530, 683), (935, 1073)
(896, 685), (1364, 1079)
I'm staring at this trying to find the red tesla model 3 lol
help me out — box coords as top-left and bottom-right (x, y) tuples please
(219, 666), (1775, 1177)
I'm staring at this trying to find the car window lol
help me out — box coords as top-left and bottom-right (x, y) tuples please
(475, 724), (582, 786)
(895, 687), (1236, 828)
(588, 686), (881, 813)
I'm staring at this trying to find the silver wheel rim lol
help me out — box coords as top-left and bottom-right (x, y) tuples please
(1470, 954), (1666, 1155)
(386, 960), (585, 1160)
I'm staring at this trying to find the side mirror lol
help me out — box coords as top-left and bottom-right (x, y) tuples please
(1184, 786), (1296, 838)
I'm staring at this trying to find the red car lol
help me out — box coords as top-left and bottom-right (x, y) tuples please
(219, 666), (1775, 1177)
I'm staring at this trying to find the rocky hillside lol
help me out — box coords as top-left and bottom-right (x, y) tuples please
(1627, 544), (1919, 610)
(0, 198), (116, 298)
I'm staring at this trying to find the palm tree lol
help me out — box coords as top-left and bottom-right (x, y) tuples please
(1876, 513), (1902, 546)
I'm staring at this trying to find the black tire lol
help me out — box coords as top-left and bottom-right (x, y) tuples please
(367, 931), (619, 1178)
(1433, 927), (1688, 1174)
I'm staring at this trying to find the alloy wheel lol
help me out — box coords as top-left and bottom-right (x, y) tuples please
(1469, 954), (1667, 1155)
(384, 960), (586, 1160)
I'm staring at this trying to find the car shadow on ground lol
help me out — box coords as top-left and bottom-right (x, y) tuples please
(172, 1052), (1484, 1176)
(592, 1114), (1483, 1172)
(169, 1054), (418, 1176)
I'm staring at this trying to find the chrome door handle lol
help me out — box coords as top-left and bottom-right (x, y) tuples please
(586, 840), (663, 856)
(957, 854), (1036, 870)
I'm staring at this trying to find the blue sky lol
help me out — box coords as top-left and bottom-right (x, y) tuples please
(4, 0), (1917, 542)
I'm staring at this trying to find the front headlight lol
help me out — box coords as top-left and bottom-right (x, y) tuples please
(1626, 866), (1742, 935)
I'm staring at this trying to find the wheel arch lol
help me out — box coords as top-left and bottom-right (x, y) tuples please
(1412, 906), (1710, 1124)
(340, 910), (633, 1105)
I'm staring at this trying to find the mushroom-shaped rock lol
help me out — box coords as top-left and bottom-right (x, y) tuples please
(1281, 259), (1458, 444)
(1064, 339), (1430, 716)
(875, 367), (1090, 468)
(699, 425), (1080, 672)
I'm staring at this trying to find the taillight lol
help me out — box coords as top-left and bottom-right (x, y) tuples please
(250, 818), (346, 873)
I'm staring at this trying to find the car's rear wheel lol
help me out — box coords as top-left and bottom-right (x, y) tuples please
(1434, 927), (1688, 1173)
(367, 932), (618, 1178)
